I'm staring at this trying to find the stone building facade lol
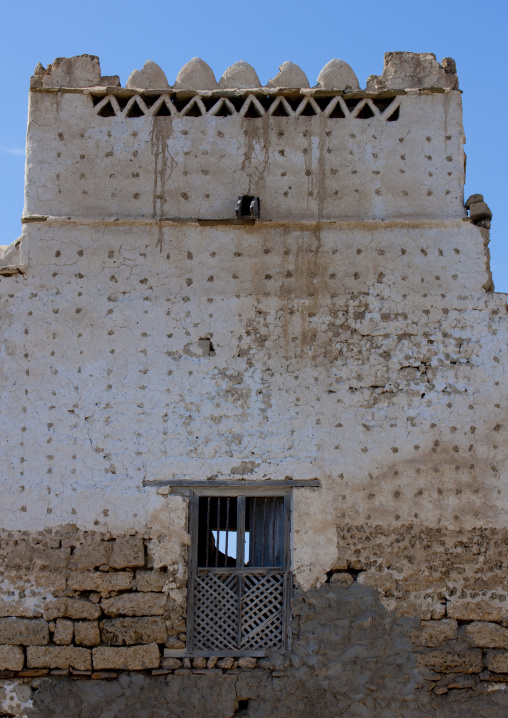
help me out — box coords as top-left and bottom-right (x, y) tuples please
(0, 51), (507, 716)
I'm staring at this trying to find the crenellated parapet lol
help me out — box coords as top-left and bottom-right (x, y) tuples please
(24, 52), (465, 224)
(30, 53), (458, 92)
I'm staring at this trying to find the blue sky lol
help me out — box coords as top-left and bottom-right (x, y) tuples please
(1, 0), (506, 290)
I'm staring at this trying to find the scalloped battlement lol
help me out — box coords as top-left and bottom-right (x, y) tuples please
(30, 52), (458, 92)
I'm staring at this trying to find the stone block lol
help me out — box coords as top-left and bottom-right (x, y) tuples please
(101, 592), (166, 617)
(109, 537), (145, 569)
(0, 645), (24, 671)
(100, 616), (167, 645)
(27, 646), (91, 671)
(0, 618), (49, 646)
(486, 651), (508, 673)
(165, 635), (185, 649)
(135, 570), (166, 592)
(32, 546), (71, 570)
(53, 619), (73, 645)
(67, 571), (133, 592)
(464, 622), (508, 649)
(217, 657), (234, 669)
(74, 621), (101, 647)
(69, 542), (112, 570)
(447, 599), (507, 623)
(238, 657), (257, 669)
(415, 619), (458, 647)
(41, 598), (101, 621)
(192, 657), (207, 668)
(417, 648), (483, 674)
(92, 643), (160, 670)
(366, 51), (457, 91)
(42, 55), (101, 88)
(160, 657), (182, 670)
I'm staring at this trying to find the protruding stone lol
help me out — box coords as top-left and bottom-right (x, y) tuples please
(98, 75), (121, 88)
(126, 60), (170, 90)
(0, 645), (24, 671)
(441, 57), (457, 75)
(316, 59), (359, 91)
(469, 202), (492, 223)
(42, 55), (101, 88)
(219, 61), (261, 89)
(267, 61), (309, 89)
(173, 58), (217, 90)
(465, 194), (484, 208)
(366, 52), (458, 91)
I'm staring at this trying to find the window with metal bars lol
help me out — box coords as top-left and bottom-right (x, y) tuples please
(187, 492), (291, 656)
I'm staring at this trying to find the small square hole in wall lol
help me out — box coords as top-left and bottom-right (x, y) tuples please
(236, 196), (260, 219)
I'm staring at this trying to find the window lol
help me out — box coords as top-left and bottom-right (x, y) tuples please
(187, 492), (291, 656)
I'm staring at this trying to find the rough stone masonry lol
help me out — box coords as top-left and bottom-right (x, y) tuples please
(0, 51), (507, 716)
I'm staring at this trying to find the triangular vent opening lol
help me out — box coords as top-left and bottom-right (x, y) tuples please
(183, 101), (204, 117)
(256, 95), (272, 110)
(143, 95), (161, 108)
(201, 97), (218, 112)
(356, 102), (375, 119)
(229, 97), (245, 112)
(243, 100), (263, 118)
(155, 102), (172, 116)
(214, 101), (233, 117)
(386, 106), (400, 122)
(116, 96), (130, 111)
(271, 99), (290, 117)
(286, 98), (301, 112)
(328, 101), (345, 119)
(314, 97), (332, 111)
(126, 99), (145, 118)
(98, 101), (116, 117)
(345, 98), (360, 113)
(299, 100), (318, 116)
(372, 98), (393, 113)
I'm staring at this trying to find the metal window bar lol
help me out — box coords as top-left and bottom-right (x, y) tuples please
(189, 492), (291, 655)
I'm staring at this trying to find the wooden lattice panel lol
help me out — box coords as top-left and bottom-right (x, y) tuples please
(193, 571), (284, 652)
(241, 573), (284, 650)
(193, 573), (238, 651)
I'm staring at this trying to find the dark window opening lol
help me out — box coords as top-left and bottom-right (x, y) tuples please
(197, 496), (284, 568)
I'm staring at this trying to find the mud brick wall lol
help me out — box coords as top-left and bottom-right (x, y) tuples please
(1, 51), (508, 715)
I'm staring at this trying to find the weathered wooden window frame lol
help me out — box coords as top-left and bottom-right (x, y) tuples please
(186, 486), (292, 657)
